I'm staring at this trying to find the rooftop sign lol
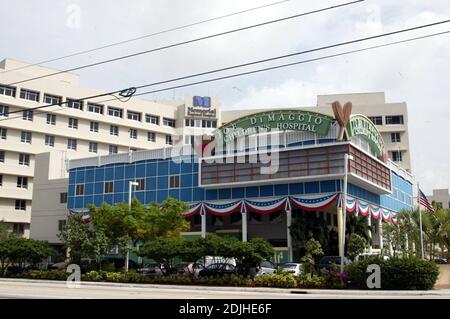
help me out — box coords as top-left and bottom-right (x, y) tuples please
(215, 110), (333, 143)
(347, 114), (385, 157)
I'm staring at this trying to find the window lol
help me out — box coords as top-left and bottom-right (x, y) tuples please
(22, 110), (33, 121)
(13, 223), (25, 235)
(0, 175), (2, 186)
(145, 114), (159, 125)
(147, 132), (156, 142)
(89, 142), (98, 153)
(169, 175), (180, 188)
(44, 94), (62, 106)
(104, 181), (114, 193)
(368, 116), (382, 125)
(136, 178), (145, 191)
(385, 115), (404, 125)
(58, 220), (66, 232)
(391, 132), (401, 143)
(392, 150), (402, 162)
(75, 184), (84, 196)
(110, 125), (119, 136)
(20, 89), (39, 102)
(202, 119), (216, 128)
(109, 145), (118, 154)
(184, 135), (195, 145)
(108, 106), (123, 118)
(46, 113), (56, 125)
(68, 117), (78, 129)
(67, 138), (77, 150)
(163, 118), (176, 127)
(165, 135), (173, 145)
(0, 151), (4, 163)
(0, 85), (16, 97)
(0, 105), (9, 117)
(0, 127), (6, 140)
(20, 131), (32, 143)
(15, 199), (26, 210)
(87, 102), (103, 114)
(19, 153), (30, 166)
(90, 121), (99, 132)
(44, 135), (55, 147)
(67, 98), (83, 110)
(127, 111), (141, 121)
(17, 176), (28, 189)
(129, 128), (137, 139)
(60, 192), (68, 204)
(185, 119), (195, 127)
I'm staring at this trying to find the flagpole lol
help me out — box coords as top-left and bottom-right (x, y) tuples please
(417, 183), (424, 259)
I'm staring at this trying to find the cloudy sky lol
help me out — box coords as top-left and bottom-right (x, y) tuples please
(1, 0), (449, 194)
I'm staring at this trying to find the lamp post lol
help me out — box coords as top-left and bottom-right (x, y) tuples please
(125, 181), (139, 272)
(340, 153), (353, 273)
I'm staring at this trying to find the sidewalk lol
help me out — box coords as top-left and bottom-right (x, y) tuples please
(1, 278), (449, 296)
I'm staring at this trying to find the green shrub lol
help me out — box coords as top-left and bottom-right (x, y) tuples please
(8, 269), (68, 281)
(254, 273), (297, 288)
(296, 274), (326, 289)
(346, 256), (439, 290)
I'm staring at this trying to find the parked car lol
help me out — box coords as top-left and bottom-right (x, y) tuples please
(182, 256), (236, 276)
(278, 262), (304, 276)
(137, 262), (164, 276)
(318, 256), (351, 272)
(102, 257), (139, 271)
(433, 258), (448, 264)
(254, 260), (277, 277)
(198, 263), (236, 277)
(355, 253), (389, 262)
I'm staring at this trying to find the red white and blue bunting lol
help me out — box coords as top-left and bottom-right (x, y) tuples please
(181, 193), (397, 224)
(244, 197), (288, 214)
(290, 193), (339, 211)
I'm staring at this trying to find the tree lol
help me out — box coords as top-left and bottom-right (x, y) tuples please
(347, 233), (367, 260)
(300, 238), (323, 275)
(58, 214), (109, 267)
(139, 237), (185, 275)
(0, 238), (54, 276)
(90, 197), (189, 271)
(0, 221), (9, 241)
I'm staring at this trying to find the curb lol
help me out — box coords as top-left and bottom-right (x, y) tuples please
(1, 278), (448, 296)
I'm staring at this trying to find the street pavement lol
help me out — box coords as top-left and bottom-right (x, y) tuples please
(0, 279), (450, 299)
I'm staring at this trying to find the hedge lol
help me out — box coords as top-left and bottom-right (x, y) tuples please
(346, 256), (439, 290)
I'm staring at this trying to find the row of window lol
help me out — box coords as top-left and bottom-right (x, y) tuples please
(0, 85), (177, 127)
(0, 151), (30, 165)
(185, 118), (217, 128)
(368, 115), (404, 125)
(0, 175), (29, 189)
(74, 176), (181, 196)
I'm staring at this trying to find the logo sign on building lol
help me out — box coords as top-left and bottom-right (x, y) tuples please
(215, 110), (333, 143)
(193, 96), (211, 108)
(187, 96), (216, 118)
(347, 114), (385, 157)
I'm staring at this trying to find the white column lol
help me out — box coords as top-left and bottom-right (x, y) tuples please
(286, 210), (293, 261)
(367, 216), (372, 253)
(242, 212), (247, 242)
(201, 212), (206, 238)
(378, 218), (383, 250)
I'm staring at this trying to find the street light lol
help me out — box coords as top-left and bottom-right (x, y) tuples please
(125, 181), (139, 272)
(340, 153), (354, 273)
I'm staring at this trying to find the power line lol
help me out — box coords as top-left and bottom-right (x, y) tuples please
(130, 30), (450, 98)
(0, 29), (448, 123)
(0, 0), (290, 75)
(5, 0), (364, 86)
(2, 18), (448, 119)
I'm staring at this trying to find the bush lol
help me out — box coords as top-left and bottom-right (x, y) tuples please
(254, 274), (297, 288)
(8, 269), (68, 281)
(296, 274), (326, 289)
(346, 256), (439, 290)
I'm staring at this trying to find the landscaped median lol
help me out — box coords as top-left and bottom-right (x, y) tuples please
(1, 256), (440, 290)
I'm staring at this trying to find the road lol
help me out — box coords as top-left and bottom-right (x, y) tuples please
(0, 279), (449, 299)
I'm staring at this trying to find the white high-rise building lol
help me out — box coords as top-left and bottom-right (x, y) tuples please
(0, 58), (220, 237)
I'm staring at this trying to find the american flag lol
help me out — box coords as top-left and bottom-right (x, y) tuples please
(418, 188), (434, 213)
